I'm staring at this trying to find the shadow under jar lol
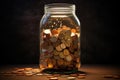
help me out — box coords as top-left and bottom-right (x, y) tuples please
(39, 3), (81, 74)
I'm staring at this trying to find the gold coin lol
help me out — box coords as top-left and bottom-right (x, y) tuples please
(77, 75), (86, 79)
(53, 50), (59, 56)
(60, 43), (66, 49)
(65, 55), (72, 62)
(16, 68), (25, 72)
(64, 35), (71, 40)
(32, 68), (41, 73)
(49, 77), (58, 80)
(56, 45), (62, 51)
(24, 68), (33, 71)
(48, 63), (54, 68)
(62, 25), (70, 30)
(71, 29), (76, 33)
(58, 30), (66, 40)
(67, 76), (76, 80)
(65, 30), (71, 36)
(64, 40), (71, 47)
(59, 52), (65, 58)
(63, 49), (70, 56)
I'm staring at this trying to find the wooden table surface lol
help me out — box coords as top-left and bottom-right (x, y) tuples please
(0, 64), (120, 80)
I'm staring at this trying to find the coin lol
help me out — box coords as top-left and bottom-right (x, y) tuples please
(71, 29), (76, 33)
(69, 47), (74, 53)
(53, 39), (61, 47)
(32, 68), (41, 73)
(36, 73), (44, 76)
(48, 63), (54, 68)
(53, 50), (59, 56)
(60, 43), (66, 49)
(65, 30), (71, 36)
(77, 75), (86, 79)
(64, 36), (71, 42)
(59, 52), (65, 58)
(25, 73), (33, 76)
(64, 40), (71, 47)
(63, 49), (70, 56)
(56, 45), (62, 51)
(24, 68), (33, 71)
(65, 55), (72, 62)
(47, 46), (54, 53)
(62, 25), (69, 30)
(58, 31), (65, 40)
(49, 77), (58, 80)
(16, 68), (25, 72)
(50, 36), (57, 42)
(51, 29), (58, 35)
(67, 76), (76, 80)
(24, 71), (33, 75)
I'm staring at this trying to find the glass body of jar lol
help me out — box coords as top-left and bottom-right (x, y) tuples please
(39, 3), (81, 74)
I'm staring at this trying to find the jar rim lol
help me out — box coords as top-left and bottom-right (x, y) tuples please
(45, 3), (75, 8)
(45, 3), (75, 14)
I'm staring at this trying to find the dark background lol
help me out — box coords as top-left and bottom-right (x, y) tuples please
(0, 0), (118, 65)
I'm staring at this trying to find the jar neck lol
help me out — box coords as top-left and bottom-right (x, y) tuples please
(44, 3), (75, 14)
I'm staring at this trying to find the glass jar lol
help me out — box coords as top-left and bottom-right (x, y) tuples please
(39, 3), (81, 74)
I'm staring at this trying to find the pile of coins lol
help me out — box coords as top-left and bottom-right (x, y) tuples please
(11, 67), (41, 76)
(40, 25), (80, 71)
(47, 73), (87, 80)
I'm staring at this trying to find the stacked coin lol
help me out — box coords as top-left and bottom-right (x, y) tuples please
(40, 25), (80, 70)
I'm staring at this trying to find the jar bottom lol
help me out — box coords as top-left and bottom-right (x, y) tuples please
(41, 68), (83, 74)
